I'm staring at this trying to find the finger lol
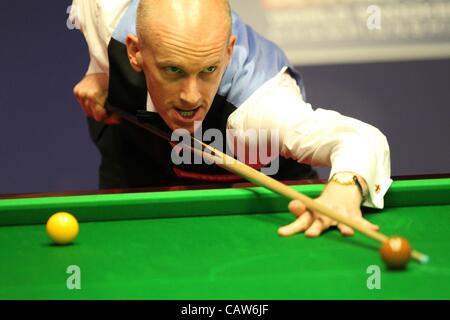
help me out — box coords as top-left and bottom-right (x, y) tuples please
(278, 211), (313, 236)
(337, 223), (354, 236)
(350, 214), (380, 231)
(338, 217), (379, 236)
(92, 104), (107, 122)
(104, 113), (121, 125)
(361, 219), (379, 231)
(74, 92), (89, 116)
(73, 86), (83, 103)
(313, 213), (333, 230)
(287, 200), (307, 218)
(74, 92), (83, 107)
(81, 97), (93, 117)
(305, 219), (324, 238)
(82, 98), (94, 117)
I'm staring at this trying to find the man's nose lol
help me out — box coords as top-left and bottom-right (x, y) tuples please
(179, 77), (202, 107)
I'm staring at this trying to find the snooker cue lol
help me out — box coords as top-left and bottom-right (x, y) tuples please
(105, 103), (429, 264)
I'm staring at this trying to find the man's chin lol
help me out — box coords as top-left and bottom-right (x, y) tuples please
(170, 121), (200, 134)
(170, 115), (206, 134)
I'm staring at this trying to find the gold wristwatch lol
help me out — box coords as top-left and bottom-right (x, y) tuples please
(329, 172), (367, 201)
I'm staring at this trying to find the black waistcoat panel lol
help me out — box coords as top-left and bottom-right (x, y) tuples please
(86, 38), (317, 188)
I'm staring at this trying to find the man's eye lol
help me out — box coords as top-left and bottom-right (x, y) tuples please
(164, 67), (183, 74)
(203, 66), (217, 73)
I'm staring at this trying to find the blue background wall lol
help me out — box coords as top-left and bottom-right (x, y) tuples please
(1, 1), (449, 194)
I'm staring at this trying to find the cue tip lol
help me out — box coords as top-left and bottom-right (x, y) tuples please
(418, 254), (429, 264)
(412, 250), (429, 264)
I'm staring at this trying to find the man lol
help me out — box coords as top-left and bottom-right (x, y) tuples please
(70, 0), (392, 237)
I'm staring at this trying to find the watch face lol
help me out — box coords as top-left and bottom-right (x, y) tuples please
(334, 173), (355, 184)
(332, 173), (366, 200)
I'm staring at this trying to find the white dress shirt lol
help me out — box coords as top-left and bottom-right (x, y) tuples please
(70, 0), (393, 208)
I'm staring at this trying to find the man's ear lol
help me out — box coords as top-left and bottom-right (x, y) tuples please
(126, 34), (143, 72)
(226, 35), (237, 63)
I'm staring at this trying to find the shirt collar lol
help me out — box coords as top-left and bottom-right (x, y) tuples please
(146, 92), (157, 112)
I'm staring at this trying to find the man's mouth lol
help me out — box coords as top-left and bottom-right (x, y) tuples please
(175, 107), (200, 119)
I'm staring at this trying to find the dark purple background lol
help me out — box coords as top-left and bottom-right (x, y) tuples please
(1, 1), (449, 194)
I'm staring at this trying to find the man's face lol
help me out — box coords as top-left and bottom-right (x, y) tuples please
(137, 34), (235, 133)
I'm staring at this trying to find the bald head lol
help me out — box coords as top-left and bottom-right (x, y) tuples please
(136, 0), (232, 48)
(127, 0), (236, 132)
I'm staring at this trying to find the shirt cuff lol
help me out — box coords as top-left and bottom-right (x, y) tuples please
(328, 135), (392, 209)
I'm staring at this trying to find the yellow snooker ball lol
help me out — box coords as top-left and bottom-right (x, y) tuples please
(46, 212), (79, 245)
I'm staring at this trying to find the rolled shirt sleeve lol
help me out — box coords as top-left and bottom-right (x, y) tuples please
(69, 0), (131, 75)
(227, 68), (392, 209)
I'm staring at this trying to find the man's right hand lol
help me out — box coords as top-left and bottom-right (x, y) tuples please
(73, 73), (120, 125)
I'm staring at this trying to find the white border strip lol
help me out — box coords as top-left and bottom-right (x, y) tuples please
(287, 43), (450, 66)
